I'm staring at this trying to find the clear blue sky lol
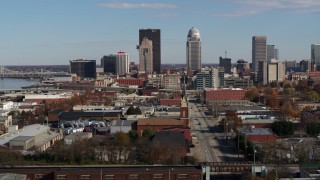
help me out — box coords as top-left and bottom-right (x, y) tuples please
(0, 0), (319, 65)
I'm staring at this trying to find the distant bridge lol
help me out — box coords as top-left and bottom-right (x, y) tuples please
(0, 66), (67, 79)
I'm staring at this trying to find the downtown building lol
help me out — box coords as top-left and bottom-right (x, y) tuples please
(101, 51), (129, 76)
(195, 67), (224, 90)
(252, 36), (267, 84)
(139, 29), (161, 74)
(186, 27), (201, 72)
(139, 37), (153, 74)
(219, 56), (231, 74)
(69, 59), (96, 79)
(312, 44), (320, 70)
(267, 45), (279, 62)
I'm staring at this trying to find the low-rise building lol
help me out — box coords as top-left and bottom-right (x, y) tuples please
(237, 126), (277, 143)
(0, 124), (63, 152)
(64, 132), (92, 145)
(110, 120), (136, 134)
(204, 88), (246, 101)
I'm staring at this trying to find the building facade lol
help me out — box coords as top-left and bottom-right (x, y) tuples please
(267, 60), (285, 83)
(267, 45), (279, 61)
(186, 27), (201, 71)
(252, 36), (267, 72)
(139, 29), (161, 74)
(101, 55), (117, 74)
(69, 59), (96, 79)
(116, 51), (129, 75)
(219, 57), (231, 74)
(139, 37), (153, 74)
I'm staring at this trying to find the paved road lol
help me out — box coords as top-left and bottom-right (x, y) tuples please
(189, 101), (243, 163)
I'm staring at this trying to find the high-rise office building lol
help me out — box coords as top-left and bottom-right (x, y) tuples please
(101, 51), (129, 76)
(252, 36), (267, 73)
(312, 44), (320, 66)
(116, 51), (129, 76)
(139, 37), (153, 74)
(186, 27), (202, 71)
(300, 59), (312, 72)
(267, 45), (279, 61)
(101, 55), (116, 74)
(219, 57), (231, 74)
(267, 60), (285, 83)
(70, 59), (96, 79)
(139, 29), (161, 73)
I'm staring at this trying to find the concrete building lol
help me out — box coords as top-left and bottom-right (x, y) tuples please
(195, 67), (222, 90)
(116, 51), (129, 75)
(64, 132), (92, 145)
(267, 60), (285, 83)
(139, 29), (161, 74)
(186, 27), (201, 71)
(0, 124), (63, 151)
(219, 57), (232, 74)
(110, 120), (136, 134)
(163, 74), (181, 90)
(224, 77), (253, 88)
(252, 36), (267, 73)
(139, 37), (153, 74)
(312, 44), (320, 66)
(69, 59), (96, 79)
(267, 45), (278, 61)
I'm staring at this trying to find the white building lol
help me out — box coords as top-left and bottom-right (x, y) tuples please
(116, 51), (129, 75)
(186, 27), (201, 71)
(267, 60), (285, 83)
(110, 120), (136, 134)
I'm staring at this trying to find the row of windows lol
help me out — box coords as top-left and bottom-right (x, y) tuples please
(53, 174), (189, 180)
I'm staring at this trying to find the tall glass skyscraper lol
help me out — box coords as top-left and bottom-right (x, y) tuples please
(186, 27), (201, 71)
(139, 37), (153, 74)
(312, 44), (320, 65)
(139, 29), (161, 74)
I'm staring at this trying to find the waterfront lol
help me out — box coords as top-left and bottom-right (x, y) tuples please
(0, 78), (37, 90)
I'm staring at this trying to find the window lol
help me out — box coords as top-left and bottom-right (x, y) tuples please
(80, 175), (91, 180)
(153, 174), (163, 179)
(105, 175), (115, 180)
(178, 174), (188, 179)
(35, 174), (44, 178)
(56, 175), (67, 180)
(129, 174), (139, 180)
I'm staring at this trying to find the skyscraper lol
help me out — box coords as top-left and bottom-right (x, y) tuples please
(116, 51), (129, 76)
(186, 27), (201, 71)
(139, 37), (153, 74)
(101, 51), (129, 75)
(139, 29), (161, 73)
(69, 59), (96, 79)
(267, 45), (279, 61)
(252, 36), (267, 72)
(312, 44), (320, 66)
(101, 55), (116, 74)
(219, 57), (231, 74)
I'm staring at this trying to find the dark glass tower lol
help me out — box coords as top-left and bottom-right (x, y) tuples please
(70, 59), (96, 79)
(101, 55), (116, 74)
(139, 29), (161, 74)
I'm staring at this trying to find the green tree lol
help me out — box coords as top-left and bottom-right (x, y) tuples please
(271, 121), (294, 136)
(128, 130), (139, 142)
(126, 106), (135, 115)
(306, 122), (320, 137)
(306, 91), (320, 102)
(134, 107), (142, 114)
(142, 128), (155, 139)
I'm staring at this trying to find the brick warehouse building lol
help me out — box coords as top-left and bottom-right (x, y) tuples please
(115, 78), (143, 87)
(0, 165), (203, 180)
(203, 88), (246, 101)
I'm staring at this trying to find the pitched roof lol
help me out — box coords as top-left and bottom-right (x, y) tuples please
(137, 117), (185, 126)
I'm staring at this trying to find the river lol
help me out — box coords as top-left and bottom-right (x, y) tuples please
(0, 78), (38, 90)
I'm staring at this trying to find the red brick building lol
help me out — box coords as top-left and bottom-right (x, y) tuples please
(204, 88), (245, 101)
(136, 117), (186, 136)
(115, 78), (143, 87)
(160, 99), (181, 106)
(237, 127), (277, 143)
(0, 166), (203, 180)
(142, 86), (159, 96)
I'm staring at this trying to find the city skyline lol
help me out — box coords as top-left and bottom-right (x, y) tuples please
(1, 0), (320, 65)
